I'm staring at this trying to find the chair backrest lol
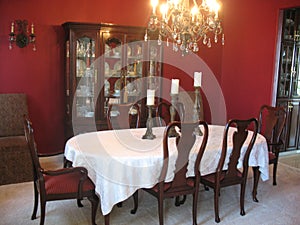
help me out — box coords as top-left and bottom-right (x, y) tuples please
(159, 120), (208, 192)
(258, 105), (286, 146)
(0, 93), (28, 137)
(155, 101), (185, 127)
(23, 116), (42, 182)
(216, 118), (258, 183)
(107, 103), (140, 130)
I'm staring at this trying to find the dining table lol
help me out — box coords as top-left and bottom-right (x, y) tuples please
(64, 125), (269, 217)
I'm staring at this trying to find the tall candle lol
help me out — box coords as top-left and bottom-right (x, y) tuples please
(146, 89), (155, 105)
(171, 79), (179, 94)
(194, 72), (202, 87)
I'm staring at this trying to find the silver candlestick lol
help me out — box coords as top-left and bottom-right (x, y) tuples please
(193, 87), (203, 136)
(142, 105), (156, 140)
(168, 94), (179, 137)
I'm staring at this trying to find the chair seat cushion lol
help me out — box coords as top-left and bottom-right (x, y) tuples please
(151, 178), (195, 193)
(201, 170), (242, 184)
(44, 171), (95, 195)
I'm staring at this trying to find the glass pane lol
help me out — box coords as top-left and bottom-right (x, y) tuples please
(278, 43), (293, 97)
(292, 44), (300, 97)
(103, 33), (123, 114)
(75, 37), (96, 118)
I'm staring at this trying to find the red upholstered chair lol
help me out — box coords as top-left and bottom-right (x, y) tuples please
(200, 118), (258, 223)
(133, 120), (209, 225)
(23, 116), (99, 225)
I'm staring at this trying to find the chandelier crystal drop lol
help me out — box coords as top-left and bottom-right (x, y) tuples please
(145, 0), (224, 55)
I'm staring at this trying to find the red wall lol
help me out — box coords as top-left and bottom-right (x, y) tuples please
(0, 0), (299, 154)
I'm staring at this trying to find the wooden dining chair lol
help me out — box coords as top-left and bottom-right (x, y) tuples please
(155, 101), (185, 126)
(200, 118), (258, 223)
(255, 105), (286, 186)
(107, 103), (140, 130)
(23, 116), (99, 225)
(132, 120), (209, 225)
(252, 105), (286, 202)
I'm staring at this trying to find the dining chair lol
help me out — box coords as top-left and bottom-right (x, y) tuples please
(107, 103), (140, 130)
(155, 101), (185, 127)
(23, 116), (99, 225)
(251, 105), (286, 203)
(255, 105), (286, 186)
(133, 120), (209, 225)
(200, 118), (258, 223)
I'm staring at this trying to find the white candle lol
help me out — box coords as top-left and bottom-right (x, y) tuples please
(146, 89), (155, 105)
(171, 79), (179, 94)
(194, 72), (202, 87)
(11, 22), (14, 33)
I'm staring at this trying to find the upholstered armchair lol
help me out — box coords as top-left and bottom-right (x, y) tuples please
(0, 93), (33, 185)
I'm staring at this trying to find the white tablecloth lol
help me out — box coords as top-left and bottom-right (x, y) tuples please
(64, 125), (269, 215)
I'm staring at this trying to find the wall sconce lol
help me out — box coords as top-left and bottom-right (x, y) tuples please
(9, 19), (36, 51)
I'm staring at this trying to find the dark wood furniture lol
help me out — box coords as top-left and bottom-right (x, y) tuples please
(155, 101), (185, 126)
(62, 22), (162, 139)
(107, 103), (140, 130)
(0, 93), (33, 185)
(257, 105), (286, 186)
(200, 118), (258, 223)
(276, 8), (300, 151)
(133, 120), (209, 225)
(24, 116), (99, 225)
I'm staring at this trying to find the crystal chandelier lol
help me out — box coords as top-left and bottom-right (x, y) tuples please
(144, 0), (224, 55)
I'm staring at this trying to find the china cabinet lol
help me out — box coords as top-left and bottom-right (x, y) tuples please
(62, 22), (162, 139)
(276, 8), (300, 151)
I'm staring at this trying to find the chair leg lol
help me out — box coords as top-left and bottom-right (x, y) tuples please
(31, 182), (39, 220)
(104, 214), (110, 225)
(131, 191), (138, 214)
(252, 167), (260, 202)
(39, 198), (46, 225)
(175, 195), (186, 206)
(158, 196), (164, 225)
(88, 194), (99, 225)
(214, 187), (220, 223)
(240, 182), (246, 216)
(77, 199), (84, 207)
(192, 191), (199, 225)
(273, 162), (278, 186)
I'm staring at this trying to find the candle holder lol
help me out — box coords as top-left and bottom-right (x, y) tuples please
(193, 87), (203, 136)
(168, 94), (180, 137)
(142, 105), (156, 140)
(9, 19), (36, 51)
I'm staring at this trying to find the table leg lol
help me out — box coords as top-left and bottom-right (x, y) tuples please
(252, 166), (260, 202)
(104, 214), (110, 225)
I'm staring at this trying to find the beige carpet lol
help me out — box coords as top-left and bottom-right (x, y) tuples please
(1, 155), (300, 225)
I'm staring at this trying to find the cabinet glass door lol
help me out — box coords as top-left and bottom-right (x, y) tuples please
(125, 37), (144, 104)
(102, 33), (124, 117)
(147, 41), (162, 101)
(278, 43), (293, 98)
(75, 37), (96, 118)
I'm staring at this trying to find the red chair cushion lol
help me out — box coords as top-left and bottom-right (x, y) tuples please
(44, 171), (95, 195)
